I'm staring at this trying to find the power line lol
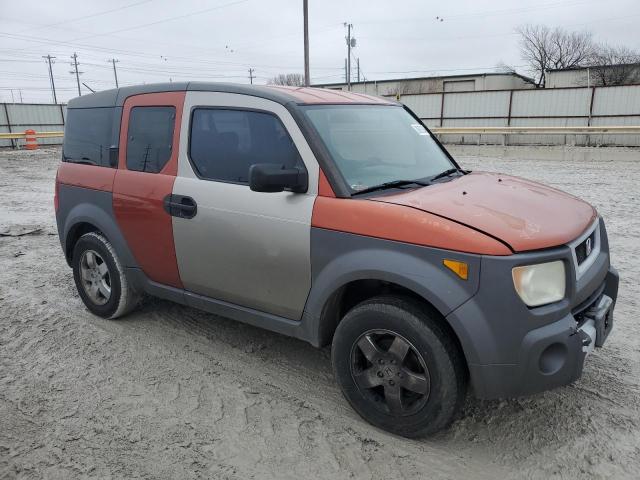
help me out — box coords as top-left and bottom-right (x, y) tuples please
(13, 0), (157, 34)
(1, 20), (343, 68)
(0, 34), (344, 74)
(50, 0), (252, 46)
(5, 0), (252, 57)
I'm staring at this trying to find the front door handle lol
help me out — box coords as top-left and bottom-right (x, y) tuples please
(163, 194), (197, 219)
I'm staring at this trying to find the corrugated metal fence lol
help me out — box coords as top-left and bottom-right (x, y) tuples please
(401, 84), (640, 146)
(0, 103), (66, 148)
(2, 86), (640, 148)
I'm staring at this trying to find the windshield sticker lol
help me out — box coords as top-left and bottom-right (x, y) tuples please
(410, 123), (428, 135)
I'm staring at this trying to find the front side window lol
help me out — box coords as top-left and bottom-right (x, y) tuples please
(302, 105), (454, 193)
(126, 106), (175, 173)
(189, 108), (303, 183)
(63, 107), (114, 167)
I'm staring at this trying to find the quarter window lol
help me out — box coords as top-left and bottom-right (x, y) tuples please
(126, 106), (175, 173)
(189, 108), (303, 183)
(63, 107), (114, 167)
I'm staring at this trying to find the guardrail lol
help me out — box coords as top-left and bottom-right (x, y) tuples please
(1, 126), (640, 147)
(0, 131), (64, 139)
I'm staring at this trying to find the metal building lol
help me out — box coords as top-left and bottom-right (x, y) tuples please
(546, 64), (640, 88)
(313, 72), (535, 97)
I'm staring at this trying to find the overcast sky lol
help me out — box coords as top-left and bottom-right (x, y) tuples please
(1, 0), (639, 103)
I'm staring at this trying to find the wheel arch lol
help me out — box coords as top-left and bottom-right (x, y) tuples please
(64, 221), (100, 264)
(303, 231), (485, 374)
(310, 276), (465, 357)
(61, 200), (137, 270)
(307, 272), (464, 351)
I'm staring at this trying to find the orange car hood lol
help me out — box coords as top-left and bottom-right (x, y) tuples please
(372, 172), (596, 253)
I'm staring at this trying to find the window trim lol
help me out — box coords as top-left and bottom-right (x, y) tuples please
(186, 105), (308, 187)
(125, 105), (177, 174)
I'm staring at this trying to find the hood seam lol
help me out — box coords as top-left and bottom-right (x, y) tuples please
(371, 198), (516, 254)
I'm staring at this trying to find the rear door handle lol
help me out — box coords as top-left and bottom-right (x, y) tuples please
(163, 194), (197, 219)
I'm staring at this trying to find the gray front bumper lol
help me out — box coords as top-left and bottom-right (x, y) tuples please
(445, 217), (618, 400)
(463, 265), (617, 399)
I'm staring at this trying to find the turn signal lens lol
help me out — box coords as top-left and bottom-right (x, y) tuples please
(443, 259), (468, 280)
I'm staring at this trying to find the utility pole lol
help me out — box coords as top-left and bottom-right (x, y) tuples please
(70, 53), (83, 96)
(344, 58), (347, 83)
(19, 90), (23, 103)
(248, 68), (254, 84)
(357, 58), (360, 82)
(303, 0), (310, 86)
(43, 54), (57, 104)
(109, 58), (119, 87)
(344, 23), (355, 90)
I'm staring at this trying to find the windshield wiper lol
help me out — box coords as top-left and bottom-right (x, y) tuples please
(352, 179), (430, 196)
(429, 168), (464, 182)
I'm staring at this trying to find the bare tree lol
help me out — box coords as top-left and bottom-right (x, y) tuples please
(589, 44), (640, 86)
(495, 61), (516, 74)
(267, 73), (305, 86)
(516, 24), (594, 86)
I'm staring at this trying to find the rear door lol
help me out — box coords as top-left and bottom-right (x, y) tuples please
(171, 91), (319, 320)
(112, 92), (185, 288)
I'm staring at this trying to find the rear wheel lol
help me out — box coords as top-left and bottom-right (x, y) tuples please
(72, 232), (139, 319)
(331, 296), (467, 437)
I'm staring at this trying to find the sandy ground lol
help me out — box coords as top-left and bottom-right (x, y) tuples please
(1, 145), (639, 479)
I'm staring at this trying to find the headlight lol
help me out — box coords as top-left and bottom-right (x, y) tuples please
(512, 260), (566, 307)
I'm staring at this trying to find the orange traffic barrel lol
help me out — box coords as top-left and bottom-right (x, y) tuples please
(25, 129), (38, 150)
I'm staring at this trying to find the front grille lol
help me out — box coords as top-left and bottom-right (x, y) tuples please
(575, 230), (596, 265)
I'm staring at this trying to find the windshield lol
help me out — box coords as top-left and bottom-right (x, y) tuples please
(302, 104), (454, 193)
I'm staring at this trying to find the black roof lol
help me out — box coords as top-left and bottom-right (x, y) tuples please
(67, 82), (316, 109)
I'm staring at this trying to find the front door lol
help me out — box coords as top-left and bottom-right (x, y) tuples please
(112, 92), (185, 288)
(171, 92), (319, 320)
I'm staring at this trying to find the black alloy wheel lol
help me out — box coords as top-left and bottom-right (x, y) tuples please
(351, 329), (431, 416)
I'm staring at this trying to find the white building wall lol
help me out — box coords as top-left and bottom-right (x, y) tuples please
(546, 70), (590, 88)
(317, 73), (534, 96)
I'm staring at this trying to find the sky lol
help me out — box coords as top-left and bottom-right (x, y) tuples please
(0, 0), (639, 103)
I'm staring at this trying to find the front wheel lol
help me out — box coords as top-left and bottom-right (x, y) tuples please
(72, 232), (139, 319)
(331, 296), (467, 437)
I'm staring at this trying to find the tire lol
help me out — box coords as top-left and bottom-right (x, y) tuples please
(72, 231), (140, 319)
(331, 296), (467, 438)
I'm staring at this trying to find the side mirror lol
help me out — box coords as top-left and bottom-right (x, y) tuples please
(249, 164), (308, 193)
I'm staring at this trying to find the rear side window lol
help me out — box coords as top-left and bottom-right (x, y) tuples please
(126, 106), (175, 173)
(63, 107), (113, 167)
(189, 108), (303, 183)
